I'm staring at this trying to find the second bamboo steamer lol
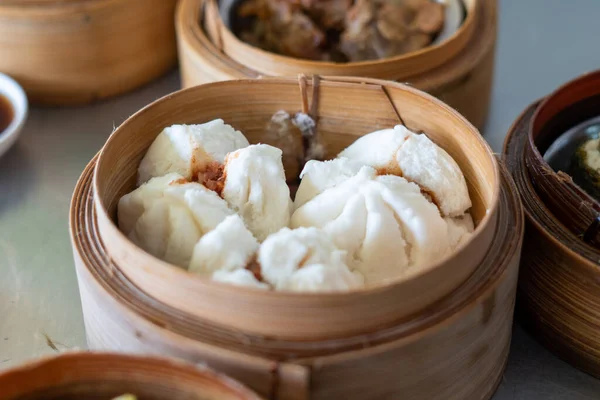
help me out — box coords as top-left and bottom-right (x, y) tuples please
(0, 0), (178, 105)
(175, 0), (497, 130)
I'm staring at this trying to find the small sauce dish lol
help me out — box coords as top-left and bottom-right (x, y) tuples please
(0, 73), (27, 160)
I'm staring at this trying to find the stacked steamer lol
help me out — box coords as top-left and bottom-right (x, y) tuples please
(504, 71), (600, 377)
(0, 353), (262, 400)
(71, 77), (524, 399)
(0, 0), (177, 105)
(176, 0), (496, 129)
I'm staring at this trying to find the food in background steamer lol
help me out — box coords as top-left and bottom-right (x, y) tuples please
(235, 0), (446, 62)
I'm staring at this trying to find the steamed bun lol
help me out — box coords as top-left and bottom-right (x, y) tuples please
(188, 214), (268, 290)
(339, 125), (471, 217)
(118, 173), (234, 267)
(258, 227), (364, 292)
(446, 214), (475, 249)
(222, 144), (292, 241)
(291, 165), (453, 284)
(138, 120), (249, 185)
(294, 158), (364, 209)
(189, 214), (259, 276)
(212, 269), (269, 290)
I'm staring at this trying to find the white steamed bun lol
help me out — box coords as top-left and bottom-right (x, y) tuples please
(189, 214), (259, 276)
(118, 173), (234, 268)
(338, 125), (471, 217)
(222, 144), (292, 241)
(138, 120), (249, 185)
(212, 269), (269, 290)
(446, 214), (475, 249)
(258, 227), (364, 292)
(292, 165), (456, 284)
(294, 158), (364, 209)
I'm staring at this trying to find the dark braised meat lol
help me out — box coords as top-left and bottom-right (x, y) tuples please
(238, 0), (327, 60)
(235, 0), (445, 62)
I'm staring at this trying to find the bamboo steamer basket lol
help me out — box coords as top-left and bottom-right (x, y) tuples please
(503, 71), (600, 378)
(175, 0), (497, 130)
(0, 0), (178, 105)
(70, 152), (523, 400)
(91, 76), (500, 341)
(0, 352), (262, 400)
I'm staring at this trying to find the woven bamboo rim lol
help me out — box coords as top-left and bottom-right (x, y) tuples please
(71, 153), (523, 399)
(504, 100), (600, 377)
(0, 352), (262, 400)
(91, 76), (499, 340)
(0, 0), (178, 105)
(202, 0), (478, 79)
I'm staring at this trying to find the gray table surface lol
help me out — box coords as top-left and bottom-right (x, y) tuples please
(1, 1), (600, 398)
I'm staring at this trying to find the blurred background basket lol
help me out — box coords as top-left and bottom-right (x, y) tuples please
(176, 0), (497, 129)
(0, 0), (178, 105)
(0, 352), (263, 400)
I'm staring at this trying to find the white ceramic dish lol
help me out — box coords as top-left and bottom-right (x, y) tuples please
(0, 73), (27, 160)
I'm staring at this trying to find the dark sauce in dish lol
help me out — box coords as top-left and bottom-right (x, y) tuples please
(0, 94), (13, 134)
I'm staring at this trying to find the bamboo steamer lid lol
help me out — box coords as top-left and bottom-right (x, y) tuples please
(0, 0), (178, 105)
(70, 153), (524, 400)
(503, 71), (600, 377)
(0, 352), (262, 400)
(175, 0), (497, 129)
(91, 76), (500, 341)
